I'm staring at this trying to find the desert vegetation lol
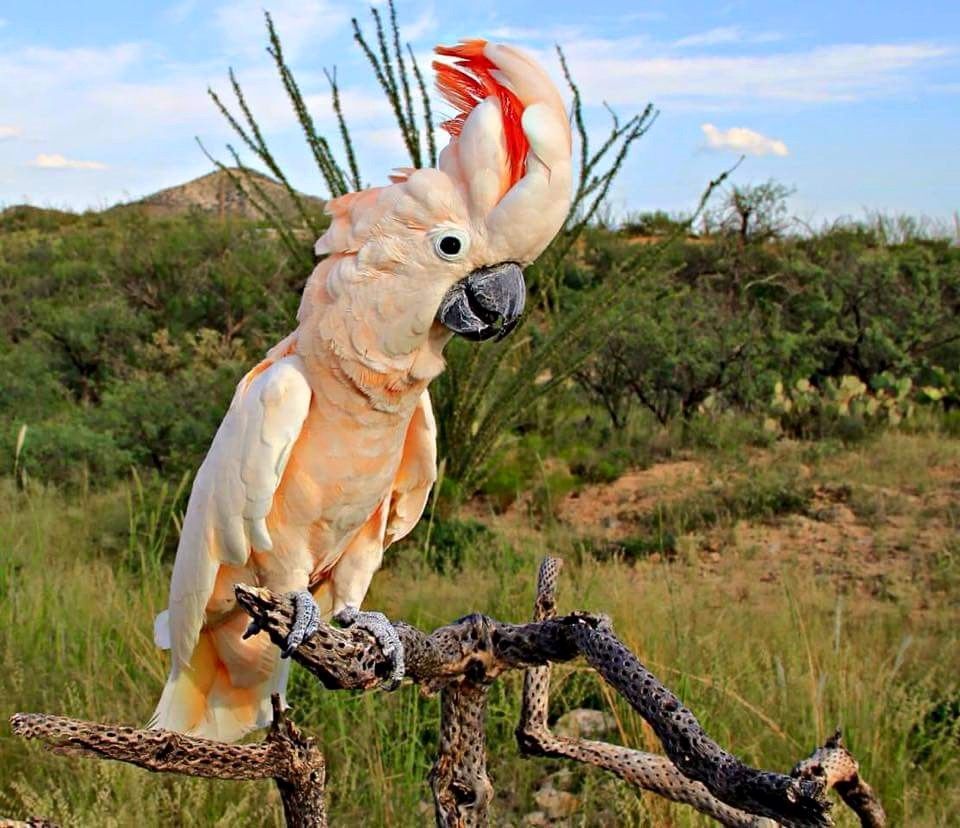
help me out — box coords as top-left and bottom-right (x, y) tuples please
(1, 4), (958, 826)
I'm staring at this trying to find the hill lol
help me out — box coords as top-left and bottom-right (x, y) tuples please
(0, 169), (325, 228)
(128, 167), (324, 220)
(0, 204), (83, 232)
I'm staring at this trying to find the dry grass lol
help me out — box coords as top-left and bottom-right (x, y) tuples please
(1, 430), (957, 825)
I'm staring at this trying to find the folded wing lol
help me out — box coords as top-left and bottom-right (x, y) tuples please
(159, 354), (313, 673)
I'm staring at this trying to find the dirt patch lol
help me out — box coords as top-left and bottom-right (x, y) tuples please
(557, 461), (704, 538)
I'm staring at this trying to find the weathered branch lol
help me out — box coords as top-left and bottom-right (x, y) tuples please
(430, 683), (493, 827)
(233, 584), (588, 692)
(516, 558), (886, 828)
(236, 583), (830, 826)
(792, 733), (886, 828)
(10, 696), (326, 828)
(9, 560), (884, 828)
(517, 559), (775, 827)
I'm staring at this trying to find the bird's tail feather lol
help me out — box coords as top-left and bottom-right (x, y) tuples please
(149, 623), (289, 743)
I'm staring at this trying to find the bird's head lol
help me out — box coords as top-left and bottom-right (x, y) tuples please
(310, 39), (571, 364)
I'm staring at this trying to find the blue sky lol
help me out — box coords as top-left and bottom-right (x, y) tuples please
(0, 0), (957, 225)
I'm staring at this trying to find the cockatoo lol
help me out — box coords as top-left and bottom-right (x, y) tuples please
(151, 39), (572, 742)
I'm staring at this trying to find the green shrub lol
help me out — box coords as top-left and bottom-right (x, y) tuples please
(5, 420), (133, 486)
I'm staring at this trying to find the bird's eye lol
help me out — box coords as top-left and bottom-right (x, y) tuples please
(439, 236), (461, 256)
(433, 229), (469, 261)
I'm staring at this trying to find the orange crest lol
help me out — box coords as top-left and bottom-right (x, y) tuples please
(433, 40), (529, 188)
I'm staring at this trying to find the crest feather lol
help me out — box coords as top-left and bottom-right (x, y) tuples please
(433, 40), (529, 188)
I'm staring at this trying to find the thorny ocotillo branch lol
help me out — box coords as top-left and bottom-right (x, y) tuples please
(9, 558), (884, 827)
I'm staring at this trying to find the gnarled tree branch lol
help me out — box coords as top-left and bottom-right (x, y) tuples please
(10, 695), (326, 828)
(516, 558), (886, 828)
(9, 559), (885, 828)
(236, 581), (828, 826)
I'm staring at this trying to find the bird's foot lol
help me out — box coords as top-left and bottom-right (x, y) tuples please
(334, 606), (405, 690)
(258, 590), (321, 658)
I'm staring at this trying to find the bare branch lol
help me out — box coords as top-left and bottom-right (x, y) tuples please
(430, 684), (493, 827)
(792, 732), (887, 828)
(517, 559), (775, 827)
(11, 562), (884, 828)
(11, 696), (326, 827)
(236, 583), (830, 826)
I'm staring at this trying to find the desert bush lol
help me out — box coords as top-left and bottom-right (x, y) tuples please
(703, 179), (795, 244)
(620, 210), (691, 237)
(0, 210), (300, 487)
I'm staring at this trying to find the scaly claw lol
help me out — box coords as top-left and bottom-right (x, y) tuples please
(334, 606), (405, 689)
(282, 590), (321, 658)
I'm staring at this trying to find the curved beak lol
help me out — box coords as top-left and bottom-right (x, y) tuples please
(436, 262), (526, 342)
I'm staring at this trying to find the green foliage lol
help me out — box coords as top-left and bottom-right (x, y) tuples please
(908, 691), (960, 767)
(416, 517), (495, 575)
(575, 225), (959, 445)
(9, 420), (133, 487)
(124, 468), (191, 576)
(2, 197), (956, 495)
(0, 209), (302, 487)
(620, 209), (691, 237)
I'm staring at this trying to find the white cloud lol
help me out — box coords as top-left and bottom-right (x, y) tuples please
(29, 153), (108, 170)
(214, 0), (349, 60)
(559, 41), (950, 105)
(399, 7), (437, 43)
(673, 26), (783, 48)
(0, 125), (21, 140)
(701, 123), (788, 156)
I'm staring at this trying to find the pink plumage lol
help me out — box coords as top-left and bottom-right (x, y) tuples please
(151, 39), (573, 742)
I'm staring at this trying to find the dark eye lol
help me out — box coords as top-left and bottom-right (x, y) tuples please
(433, 228), (469, 261)
(439, 235), (461, 256)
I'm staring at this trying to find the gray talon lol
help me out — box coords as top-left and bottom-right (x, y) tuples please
(242, 619), (262, 640)
(334, 606), (405, 689)
(282, 590), (320, 658)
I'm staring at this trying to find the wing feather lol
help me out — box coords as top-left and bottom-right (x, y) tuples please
(164, 354), (312, 672)
(384, 390), (438, 548)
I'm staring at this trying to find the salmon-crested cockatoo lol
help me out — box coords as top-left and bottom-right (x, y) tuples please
(151, 39), (572, 742)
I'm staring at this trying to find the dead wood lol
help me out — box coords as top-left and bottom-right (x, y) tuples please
(9, 557), (886, 828)
(10, 695), (326, 828)
(515, 558), (887, 828)
(236, 580), (828, 826)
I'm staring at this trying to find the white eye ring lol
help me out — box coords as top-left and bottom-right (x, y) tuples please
(432, 228), (470, 261)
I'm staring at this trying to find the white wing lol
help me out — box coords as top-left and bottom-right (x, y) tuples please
(160, 354), (312, 672)
(384, 390), (438, 547)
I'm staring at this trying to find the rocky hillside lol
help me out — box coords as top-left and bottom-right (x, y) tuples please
(133, 168), (324, 220)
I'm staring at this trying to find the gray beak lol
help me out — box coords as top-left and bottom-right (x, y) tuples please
(436, 262), (526, 342)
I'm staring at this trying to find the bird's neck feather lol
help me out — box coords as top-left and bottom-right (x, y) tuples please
(295, 260), (451, 414)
